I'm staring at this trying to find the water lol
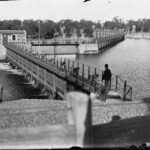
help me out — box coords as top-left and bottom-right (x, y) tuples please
(76, 38), (150, 101)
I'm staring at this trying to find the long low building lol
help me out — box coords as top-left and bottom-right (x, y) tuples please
(0, 30), (26, 45)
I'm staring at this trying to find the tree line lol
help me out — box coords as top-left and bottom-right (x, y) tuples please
(0, 17), (150, 39)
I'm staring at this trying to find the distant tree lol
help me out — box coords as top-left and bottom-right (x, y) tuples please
(36, 20), (55, 38)
(22, 19), (37, 38)
(10, 19), (22, 30)
(104, 16), (126, 30)
(79, 19), (95, 37)
(143, 19), (150, 32)
(62, 19), (74, 37)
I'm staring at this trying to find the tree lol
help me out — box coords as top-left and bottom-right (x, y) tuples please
(22, 20), (37, 38)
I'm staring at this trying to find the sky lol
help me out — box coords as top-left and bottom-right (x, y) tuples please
(0, 0), (150, 23)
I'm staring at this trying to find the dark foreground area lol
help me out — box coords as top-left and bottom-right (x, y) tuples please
(0, 61), (46, 101)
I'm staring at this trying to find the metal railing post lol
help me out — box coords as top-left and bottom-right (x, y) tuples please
(57, 58), (58, 69)
(130, 87), (132, 100)
(94, 68), (97, 90)
(60, 57), (62, 70)
(123, 80), (127, 100)
(115, 75), (118, 91)
(88, 66), (90, 80)
(102, 70), (104, 81)
(75, 62), (79, 89)
(72, 61), (74, 69)
(68, 59), (70, 72)
(64, 58), (66, 72)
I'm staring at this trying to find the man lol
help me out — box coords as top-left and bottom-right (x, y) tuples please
(102, 64), (112, 95)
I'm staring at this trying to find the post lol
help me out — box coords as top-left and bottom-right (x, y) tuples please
(123, 80), (127, 100)
(68, 59), (70, 72)
(75, 62), (79, 88)
(101, 70), (103, 81)
(94, 68), (97, 90)
(0, 85), (3, 103)
(60, 57), (62, 70)
(115, 75), (118, 91)
(57, 58), (58, 69)
(65, 59), (68, 76)
(130, 87), (132, 100)
(54, 42), (56, 61)
(82, 64), (84, 86)
(64, 59), (66, 71)
(66, 92), (92, 147)
(88, 66), (90, 80)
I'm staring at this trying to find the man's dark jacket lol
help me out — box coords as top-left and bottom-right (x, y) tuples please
(102, 69), (112, 81)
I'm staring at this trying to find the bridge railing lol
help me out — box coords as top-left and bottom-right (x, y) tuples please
(29, 37), (95, 45)
(48, 56), (132, 100)
(28, 32), (125, 45)
(111, 75), (132, 100)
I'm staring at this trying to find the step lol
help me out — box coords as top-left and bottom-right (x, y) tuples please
(107, 91), (121, 99)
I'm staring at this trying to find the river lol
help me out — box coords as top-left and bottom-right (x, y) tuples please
(1, 38), (150, 101)
(76, 38), (150, 101)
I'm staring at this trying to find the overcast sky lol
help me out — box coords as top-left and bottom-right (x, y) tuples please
(0, 0), (150, 22)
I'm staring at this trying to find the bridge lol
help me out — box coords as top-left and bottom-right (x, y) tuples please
(5, 34), (132, 101)
(30, 31), (125, 55)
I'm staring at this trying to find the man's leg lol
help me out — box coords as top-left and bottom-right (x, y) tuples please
(105, 80), (110, 94)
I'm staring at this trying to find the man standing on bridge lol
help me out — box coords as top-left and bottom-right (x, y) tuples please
(102, 64), (112, 96)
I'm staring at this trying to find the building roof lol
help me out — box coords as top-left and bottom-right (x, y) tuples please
(0, 30), (26, 35)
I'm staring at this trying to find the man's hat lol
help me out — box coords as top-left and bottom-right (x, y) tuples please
(105, 64), (108, 67)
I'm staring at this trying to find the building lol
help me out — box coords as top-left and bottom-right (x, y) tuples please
(0, 30), (26, 45)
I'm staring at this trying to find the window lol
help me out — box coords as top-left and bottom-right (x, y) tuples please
(12, 35), (16, 41)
